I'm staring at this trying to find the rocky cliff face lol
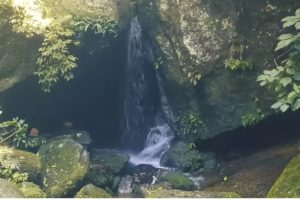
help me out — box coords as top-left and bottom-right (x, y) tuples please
(136, 0), (300, 141)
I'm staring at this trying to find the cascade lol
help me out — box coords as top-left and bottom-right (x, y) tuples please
(123, 16), (174, 167)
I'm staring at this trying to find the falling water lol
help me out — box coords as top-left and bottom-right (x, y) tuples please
(123, 16), (160, 150)
(129, 124), (174, 168)
(123, 16), (174, 167)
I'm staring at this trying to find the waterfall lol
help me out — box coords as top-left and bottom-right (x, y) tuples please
(123, 16), (160, 150)
(123, 16), (174, 167)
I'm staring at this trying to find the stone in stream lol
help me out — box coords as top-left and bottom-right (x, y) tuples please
(159, 171), (194, 191)
(17, 182), (47, 198)
(0, 178), (24, 198)
(160, 141), (204, 172)
(118, 175), (134, 195)
(37, 138), (90, 197)
(140, 184), (241, 198)
(87, 149), (130, 188)
(130, 164), (163, 185)
(75, 184), (112, 198)
(268, 154), (300, 197)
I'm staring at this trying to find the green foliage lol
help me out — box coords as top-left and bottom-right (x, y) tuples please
(73, 16), (118, 38)
(0, 118), (28, 148)
(35, 16), (80, 92)
(177, 112), (206, 136)
(257, 8), (300, 112)
(242, 108), (265, 127)
(0, 110), (44, 149)
(224, 58), (254, 71)
(0, 154), (28, 184)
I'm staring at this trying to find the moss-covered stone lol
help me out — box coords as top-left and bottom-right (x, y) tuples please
(267, 155), (300, 198)
(0, 146), (41, 181)
(0, 178), (24, 198)
(160, 141), (203, 172)
(160, 171), (194, 191)
(18, 182), (47, 198)
(88, 149), (129, 187)
(140, 184), (241, 198)
(37, 138), (89, 197)
(75, 184), (112, 198)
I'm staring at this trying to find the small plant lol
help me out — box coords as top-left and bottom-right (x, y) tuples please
(177, 112), (206, 136)
(242, 108), (265, 127)
(224, 58), (254, 71)
(257, 8), (300, 112)
(0, 154), (28, 184)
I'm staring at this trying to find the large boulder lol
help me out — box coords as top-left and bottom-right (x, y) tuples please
(140, 185), (241, 198)
(88, 149), (129, 187)
(0, 146), (41, 181)
(75, 184), (112, 198)
(37, 138), (89, 197)
(160, 141), (203, 172)
(268, 155), (300, 198)
(0, 178), (24, 198)
(18, 182), (47, 198)
(136, 0), (300, 141)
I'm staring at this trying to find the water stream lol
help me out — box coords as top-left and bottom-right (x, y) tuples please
(123, 16), (174, 168)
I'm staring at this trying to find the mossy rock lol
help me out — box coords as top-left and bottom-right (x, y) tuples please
(160, 141), (203, 172)
(88, 149), (129, 187)
(0, 178), (24, 198)
(18, 182), (47, 198)
(0, 146), (41, 181)
(75, 184), (112, 198)
(160, 171), (194, 191)
(37, 138), (89, 197)
(268, 155), (300, 198)
(141, 185), (241, 198)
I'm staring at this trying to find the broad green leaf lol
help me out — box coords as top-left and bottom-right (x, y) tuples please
(280, 77), (292, 87)
(271, 101), (284, 109)
(296, 8), (300, 17)
(295, 22), (300, 30)
(280, 104), (290, 112)
(294, 73), (300, 81)
(286, 68), (296, 75)
(278, 34), (294, 40)
(292, 99), (300, 111)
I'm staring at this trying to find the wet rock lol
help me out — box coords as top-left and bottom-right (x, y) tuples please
(38, 138), (89, 197)
(136, 0), (300, 142)
(160, 171), (194, 191)
(201, 151), (217, 170)
(75, 184), (112, 198)
(140, 184), (241, 198)
(268, 155), (300, 197)
(118, 175), (134, 195)
(160, 141), (203, 172)
(87, 149), (129, 187)
(18, 182), (47, 198)
(0, 146), (41, 181)
(131, 164), (161, 185)
(0, 178), (24, 198)
(49, 129), (93, 146)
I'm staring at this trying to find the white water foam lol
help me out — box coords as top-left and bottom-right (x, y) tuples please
(129, 124), (174, 168)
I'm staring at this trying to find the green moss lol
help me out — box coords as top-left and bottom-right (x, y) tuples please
(18, 182), (47, 198)
(268, 155), (300, 198)
(75, 184), (112, 198)
(160, 171), (194, 191)
(38, 139), (89, 197)
(0, 146), (41, 181)
(142, 185), (241, 198)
